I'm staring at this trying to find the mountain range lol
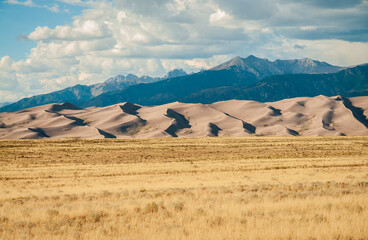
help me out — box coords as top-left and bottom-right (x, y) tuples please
(1, 55), (367, 113)
(0, 102), (11, 108)
(0, 68), (188, 113)
(83, 55), (364, 107)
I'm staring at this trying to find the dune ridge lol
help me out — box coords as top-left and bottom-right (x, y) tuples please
(1, 95), (368, 139)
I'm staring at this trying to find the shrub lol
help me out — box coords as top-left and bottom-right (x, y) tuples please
(174, 202), (184, 211)
(144, 202), (159, 213)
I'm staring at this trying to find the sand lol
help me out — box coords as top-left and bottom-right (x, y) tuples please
(1, 95), (367, 139)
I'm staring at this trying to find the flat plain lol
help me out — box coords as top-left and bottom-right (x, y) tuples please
(0, 136), (368, 239)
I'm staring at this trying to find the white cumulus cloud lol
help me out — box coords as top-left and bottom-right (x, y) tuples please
(0, 56), (18, 90)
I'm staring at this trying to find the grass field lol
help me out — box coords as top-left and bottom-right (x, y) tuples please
(0, 137), (368, 239)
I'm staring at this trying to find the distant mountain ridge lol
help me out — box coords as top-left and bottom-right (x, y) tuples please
(163, 68), (187, 79)
(89, 74), (157, 97)
(1, 55), (365, 113)
(211, 55), (342, 75)
(180, 65), (368, 103)
(0, 69), (187, 113)
(83, 56), (354, 107)
(0, 102), (11, 108)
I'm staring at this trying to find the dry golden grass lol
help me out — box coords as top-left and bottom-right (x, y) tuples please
(0, 136), (368, 239)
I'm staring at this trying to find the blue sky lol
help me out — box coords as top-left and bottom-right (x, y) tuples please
(0, 0), (368, 103)
(0, 1), (84, 60)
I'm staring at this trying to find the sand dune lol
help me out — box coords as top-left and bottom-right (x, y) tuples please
(1, 95), (368, 139)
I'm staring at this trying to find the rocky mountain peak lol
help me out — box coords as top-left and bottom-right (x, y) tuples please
(298, 58), (317, 66)
(163, 69), (187, 79)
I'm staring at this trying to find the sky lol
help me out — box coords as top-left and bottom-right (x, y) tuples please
(0, 0), (368, 103)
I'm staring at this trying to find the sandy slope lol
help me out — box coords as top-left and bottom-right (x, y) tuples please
(0, 95), (367, 139)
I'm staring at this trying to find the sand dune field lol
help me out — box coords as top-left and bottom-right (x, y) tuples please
(1, 95), (368, 139)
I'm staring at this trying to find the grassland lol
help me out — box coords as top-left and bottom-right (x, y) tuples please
(0, 136), (368, 239)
